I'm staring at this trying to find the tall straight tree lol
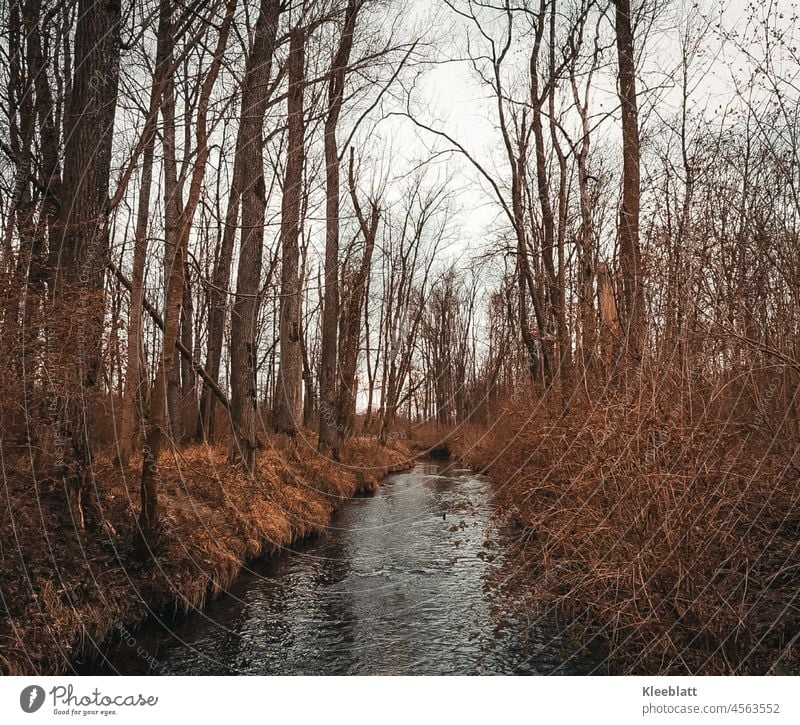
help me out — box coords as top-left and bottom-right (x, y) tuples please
(567, 2), (603, 374)
(318, 0), (359, 457)
(613, 0), (645, 358)
(159, 0), (183, 445)
(51, 0), (121, 522)
(200, 0), (281, 443)
(336, 148), (378, 437)
(273, 26), (307, 436)
(137, 0), (235, 552)
(117, 7), (173, 465)
(198, 152), (240, 441)
(229, 0), (282, 468)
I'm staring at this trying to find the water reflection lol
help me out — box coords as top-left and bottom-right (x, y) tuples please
(78, 461), (596, 675)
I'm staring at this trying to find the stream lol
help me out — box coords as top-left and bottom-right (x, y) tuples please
(78, 460), (596, 675)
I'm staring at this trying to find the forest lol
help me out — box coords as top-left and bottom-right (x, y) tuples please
(0, 0), (798, 676)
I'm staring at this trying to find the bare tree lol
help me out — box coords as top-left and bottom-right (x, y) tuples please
(613, 0), (645, 359)
(273, 25), (307, 436)
(49, 0), (122, 525)
(318, 0), (359, 457)
(336, 147), (379, 437)
(137, 0), (235, 552)
(117, 5), (174, 465)
(228, 0), (282, 468)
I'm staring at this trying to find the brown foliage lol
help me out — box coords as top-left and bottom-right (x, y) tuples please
(463, 375), (799, 675)
(0, 436), (411, 675)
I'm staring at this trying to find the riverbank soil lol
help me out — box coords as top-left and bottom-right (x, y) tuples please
(446, 386), (800, 675)
(0, 436), (410, 675)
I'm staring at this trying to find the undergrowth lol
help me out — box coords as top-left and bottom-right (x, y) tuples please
(449, 378), (800, 675)
(0, 435), (411, 675)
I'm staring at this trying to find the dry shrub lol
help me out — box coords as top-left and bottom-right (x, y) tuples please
(408, 421), (486, 460)
(0, 435), (411, 675)
(468, 376), (800, 675)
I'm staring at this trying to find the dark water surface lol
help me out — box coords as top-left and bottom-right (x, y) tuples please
(79, 461), (595, 675)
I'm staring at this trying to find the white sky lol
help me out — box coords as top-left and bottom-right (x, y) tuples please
(373, 0), (796, 267)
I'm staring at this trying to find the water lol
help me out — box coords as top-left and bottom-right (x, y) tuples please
(78, 461), (595, 675)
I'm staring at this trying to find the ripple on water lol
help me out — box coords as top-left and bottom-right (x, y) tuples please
(77, 461), (598, 676)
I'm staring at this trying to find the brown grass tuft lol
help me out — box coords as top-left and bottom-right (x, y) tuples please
(0, 435), (411, 675)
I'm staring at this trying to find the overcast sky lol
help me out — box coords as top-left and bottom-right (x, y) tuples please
(370, 0), (793, 270)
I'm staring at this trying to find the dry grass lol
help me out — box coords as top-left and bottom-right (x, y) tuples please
(0, 434), (411, 675)
(408, 421), (486, 460)
(461, 381), (800, 675)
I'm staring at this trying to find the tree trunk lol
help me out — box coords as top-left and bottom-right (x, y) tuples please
(319, 0), (359, 457)
(336, 148), (378, 437)
(180, 260), (196, 408)
(597, 261), (620, 375)
(118, 6), (171, 465)
(229, 0), (281, 467)
(51, 0), (121, 525)
(613, 0), (645, 359)
(273, 27), (306, 436)
(198, 159), (240, 441)
(137, 0), (234, 553)
(530, 5), (562, 387)
(161, 4), (184, 446)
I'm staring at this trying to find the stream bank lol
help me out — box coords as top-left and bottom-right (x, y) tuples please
(77, 460), (597, 675)
(0, 436), (410, 675)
